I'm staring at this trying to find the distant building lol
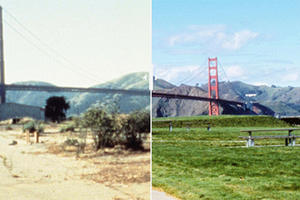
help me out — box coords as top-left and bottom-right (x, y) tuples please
(0, 103), (45, 121)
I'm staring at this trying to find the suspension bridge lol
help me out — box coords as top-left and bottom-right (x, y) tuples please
(0, 6), (248, 118)
(0, 6), (149, 105)
(152, 57), (251, 116)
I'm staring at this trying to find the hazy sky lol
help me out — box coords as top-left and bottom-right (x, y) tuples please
(0, 0), (151, 87)
(153, 0), (300, 87)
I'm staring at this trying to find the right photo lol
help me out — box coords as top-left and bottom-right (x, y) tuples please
(151, 1), (300, 200)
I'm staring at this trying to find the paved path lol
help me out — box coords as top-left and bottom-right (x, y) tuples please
(152, 190), (178, 200)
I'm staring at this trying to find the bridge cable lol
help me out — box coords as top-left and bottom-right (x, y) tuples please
(3, 8), (103, 83)
(3, 20), (101, 84)
(182, 66), (207, 86)
(176, 57), (208, 85)
(3, 8), (102, 81)
(182, 57), (209, 87)
(218, 60), (246, 101)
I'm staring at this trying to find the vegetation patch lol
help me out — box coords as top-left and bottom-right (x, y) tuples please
(153, 115), (289, 128)
(22, 120), (44, 133)
(59, 123), (76, 133)
(152, 116), (300, 200)
(80, 105), (150, 151)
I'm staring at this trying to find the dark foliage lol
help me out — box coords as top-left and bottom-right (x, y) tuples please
(45, 96), (70, 122)
(81, 105), (150, 151)
(123, 110), (150, 150)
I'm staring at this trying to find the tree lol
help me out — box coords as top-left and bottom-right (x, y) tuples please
(45, 96), (70, 122)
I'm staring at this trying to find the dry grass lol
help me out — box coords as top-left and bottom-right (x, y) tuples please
(85, 159), (150, 184)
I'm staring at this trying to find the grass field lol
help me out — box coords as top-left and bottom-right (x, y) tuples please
(152, 116), (300, 200)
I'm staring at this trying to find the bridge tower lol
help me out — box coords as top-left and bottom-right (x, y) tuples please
(208, 57), (219, 116)
(0, 6), (5, 104)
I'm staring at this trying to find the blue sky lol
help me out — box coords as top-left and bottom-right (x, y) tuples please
(0, 0), (150, 87)
(153, 0), (300, 87)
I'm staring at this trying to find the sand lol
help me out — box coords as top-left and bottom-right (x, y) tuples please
(0, 125), (150, 200)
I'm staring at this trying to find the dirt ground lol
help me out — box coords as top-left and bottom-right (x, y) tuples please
(0, 124), (150, 200)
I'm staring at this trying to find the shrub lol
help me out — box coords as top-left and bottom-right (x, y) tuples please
(82, 106), (119, 150)
(72, 116), (82, 128)
(60, 123), (75, 133)
(5, 125), (13, 131)
(36, 124), (44, 133)
(64, 138), (79, 146)
(23, 121), (36, 133)
(23, 121), (44, 133)
(123, 110), (150, 150)
(80, 104), (150, 151)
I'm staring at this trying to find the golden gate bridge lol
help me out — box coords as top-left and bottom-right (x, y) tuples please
(0, 6), (248, 117)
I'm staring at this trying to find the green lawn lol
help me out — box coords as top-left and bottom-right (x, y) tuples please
(152, 117), (300, 200)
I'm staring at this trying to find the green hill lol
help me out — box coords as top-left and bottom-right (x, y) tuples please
(7, 72), (149, 115)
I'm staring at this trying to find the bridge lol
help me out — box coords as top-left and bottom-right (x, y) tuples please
(3, 84), (149, 96)
(0, 5), (247, 117)
(0, 6), (149, 107)
(152, 57), (249, 116)
(152, 91), (244, 107)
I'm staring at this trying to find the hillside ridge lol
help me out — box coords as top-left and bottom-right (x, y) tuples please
(153, 79), (300, 117)
(6, 72), (149, 115)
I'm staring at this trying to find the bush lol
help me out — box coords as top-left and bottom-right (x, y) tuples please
(82, 106), (119, 150)
(72, 116), (82, 128)
(5, 125), (13, 131)
(23, 121), (36, 133)
(37, 124), (44, 133)
(23, 121), (44, 133)
(60, 123), (75, 133)
(64, 138), (79, 146)
(80, 104), (150, 151)
(123, 110), (150, 150)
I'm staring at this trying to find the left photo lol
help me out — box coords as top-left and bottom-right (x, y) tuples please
(0, 1), (151, 200)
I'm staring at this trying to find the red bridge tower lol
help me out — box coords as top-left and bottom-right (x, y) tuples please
(208, 57), (219, 116)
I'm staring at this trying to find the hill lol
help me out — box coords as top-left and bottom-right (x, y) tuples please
(6, 72), (149, 116)
(153, 79), (300, 117)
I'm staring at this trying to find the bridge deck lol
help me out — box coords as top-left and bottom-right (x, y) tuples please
(3, 84), (150, 96)
(152, 91), (244, 106)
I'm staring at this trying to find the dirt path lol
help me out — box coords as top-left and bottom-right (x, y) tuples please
(0, 127), (150, 200)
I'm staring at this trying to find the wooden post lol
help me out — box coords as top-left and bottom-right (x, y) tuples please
(34, 131), (39, 143)
(26, 131), (30, 144)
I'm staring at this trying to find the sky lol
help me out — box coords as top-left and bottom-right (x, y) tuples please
(153, 0), (300, 87)
(0, 0), (151, 87)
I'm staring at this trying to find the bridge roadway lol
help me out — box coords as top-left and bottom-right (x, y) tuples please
(2, 85), (245, 106)
(152, 91), (245, 106)
(3, 84), (150, 96)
